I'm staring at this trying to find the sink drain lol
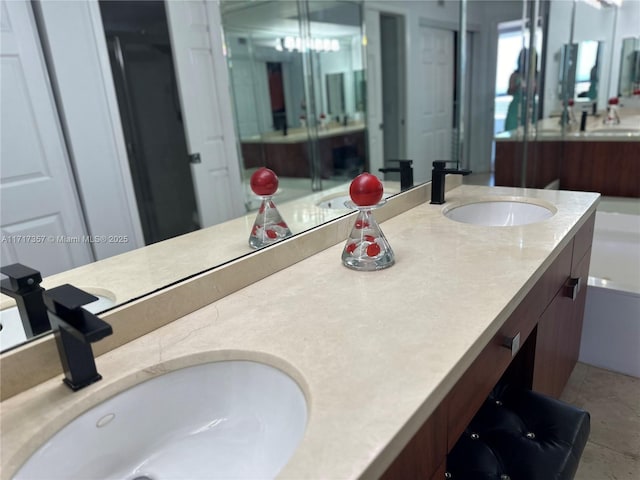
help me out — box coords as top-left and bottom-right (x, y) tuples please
(132, 476), (153, 480)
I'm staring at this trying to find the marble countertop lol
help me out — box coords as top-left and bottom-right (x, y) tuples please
(0, 182), (396, 316)
(0, 185), (599, 480)
(495, 108), (640, 141)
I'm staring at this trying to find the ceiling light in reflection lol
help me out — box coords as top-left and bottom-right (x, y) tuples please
(275, 37), (341, 53)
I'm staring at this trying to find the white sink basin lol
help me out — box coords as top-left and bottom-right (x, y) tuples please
(444, 199), (555, 226)
(15, 361), (308, 480)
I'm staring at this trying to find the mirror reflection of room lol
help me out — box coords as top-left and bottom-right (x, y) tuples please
(222, 0), (367, 210)
(619, 36), (640, 98)
(494, 0), (640, 196)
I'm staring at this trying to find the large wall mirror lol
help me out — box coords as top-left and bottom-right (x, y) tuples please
(0, 0), (370, 352)
(2, 0), (637, 355)
(495, 0), (639, 192)
(619, 36), (640, 97)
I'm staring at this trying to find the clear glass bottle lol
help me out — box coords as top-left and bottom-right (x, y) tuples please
(604, 97), (620, 125)
(342, 201), (395, 271)
(248, 196), (292, 249)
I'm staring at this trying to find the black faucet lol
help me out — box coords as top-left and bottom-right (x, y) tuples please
(0, 263), (50, 337)
(580, 111), (588, 132)
(430, 160), (472, 205)
(379, 159), (414, 191)
(43, 284), (113, 391)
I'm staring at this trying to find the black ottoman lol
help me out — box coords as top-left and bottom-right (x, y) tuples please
(446, 385), (590, 480)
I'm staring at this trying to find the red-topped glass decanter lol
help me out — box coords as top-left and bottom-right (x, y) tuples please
(342, 173), (395, 271)
(248, 168), (292, 249)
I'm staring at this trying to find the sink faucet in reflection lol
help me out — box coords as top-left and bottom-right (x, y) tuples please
(0, 263), (50, 337)
(43, 284), (113, 391)
(379, 159), (414, 191)
(430, 161), (472, 205)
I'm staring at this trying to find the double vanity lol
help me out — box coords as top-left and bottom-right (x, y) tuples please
(0, 183), (598, 479)
(495, 108), (640, 196)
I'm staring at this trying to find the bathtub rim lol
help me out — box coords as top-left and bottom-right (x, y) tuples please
(587, 276), (640, 297)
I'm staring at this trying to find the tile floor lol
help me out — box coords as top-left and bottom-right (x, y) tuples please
(560, 363), (640, 479)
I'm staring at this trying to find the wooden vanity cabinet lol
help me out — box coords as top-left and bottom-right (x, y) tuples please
(533, 213), (595, 397)
(495, 139), (640, 197)
(381, 213), (595, 479)
(240, 130), (365, 179)
(380, 403), (447, 480)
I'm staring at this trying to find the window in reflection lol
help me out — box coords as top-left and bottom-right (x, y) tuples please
(495, 22), (542, 134)
(575, 40), (600, 99)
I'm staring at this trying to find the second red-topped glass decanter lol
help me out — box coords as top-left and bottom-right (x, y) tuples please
(342, 173), (395, 271)
(248, 167), (292, 249)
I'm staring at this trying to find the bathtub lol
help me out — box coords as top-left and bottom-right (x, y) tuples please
(579, 211), (640, 378)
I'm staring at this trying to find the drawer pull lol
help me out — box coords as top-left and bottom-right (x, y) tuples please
(502, 332), (521, 357)
(564, 277), (581, 300)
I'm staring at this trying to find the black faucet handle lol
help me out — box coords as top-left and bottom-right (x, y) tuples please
(432, 160), (472, 175)
(432, 160), (458, 168)
(43, 284), (98, 317)
(44, 285), (111, 343)
(0, 263), (43, 293)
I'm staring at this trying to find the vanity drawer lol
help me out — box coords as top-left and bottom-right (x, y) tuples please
(445, 240), (574, 450)
(381, 402), (447, 480)
(445, 291), (538, 451)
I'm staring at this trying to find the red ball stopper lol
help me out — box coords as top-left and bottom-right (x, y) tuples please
(349, 173), (383, 207)
(250, 167), (279, 196)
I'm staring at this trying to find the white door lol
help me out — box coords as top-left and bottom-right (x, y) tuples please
(364, 8), (384, 177)
(0, 0), (93, 276)
(228, 58), (261, 138)
(416, 25), (455, 183)
(165, 0), (245, 228)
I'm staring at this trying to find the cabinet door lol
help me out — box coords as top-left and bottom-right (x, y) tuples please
(562, 247), (592, 387)
(380, 403), (447, 480)
(533, 289), (574, 398)
(533, 248), (592, 398)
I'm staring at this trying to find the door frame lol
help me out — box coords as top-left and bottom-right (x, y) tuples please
(380, 12), (407, 163)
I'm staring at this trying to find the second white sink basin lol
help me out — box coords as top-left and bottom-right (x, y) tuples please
(444, 199), (555, 226)
(15, 360), (307, 480)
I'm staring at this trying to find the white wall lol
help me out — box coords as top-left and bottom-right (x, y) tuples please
(226, 38), (275, 137)
(365, 0), (524, 177)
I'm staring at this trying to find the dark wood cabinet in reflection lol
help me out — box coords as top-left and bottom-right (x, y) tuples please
(240, 128), (366, 179)
(495, 139), (640, 197)
(560, 141), (640, 197)
(495, 140), (563, 189)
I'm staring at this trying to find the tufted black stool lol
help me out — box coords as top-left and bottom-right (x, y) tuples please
(446, 384), (590, 480)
